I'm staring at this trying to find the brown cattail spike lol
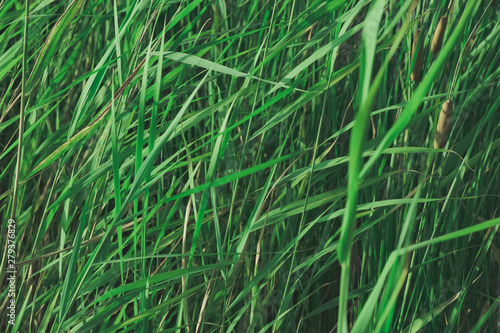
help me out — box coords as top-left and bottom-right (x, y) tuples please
(431, 16), (447, 53)
(411, 29), (424, 82)
(434, 100), (453, 149)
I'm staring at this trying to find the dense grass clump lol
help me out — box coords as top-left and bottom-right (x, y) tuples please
(1, 0), (500, 332)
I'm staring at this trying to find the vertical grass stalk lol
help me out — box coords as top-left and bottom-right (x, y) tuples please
(11, 0), (29, 221)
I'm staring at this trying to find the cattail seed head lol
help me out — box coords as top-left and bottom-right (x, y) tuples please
(434, 100), (453, 149)
(411, 29), (424, 82)
(431, 16), (447, 53)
